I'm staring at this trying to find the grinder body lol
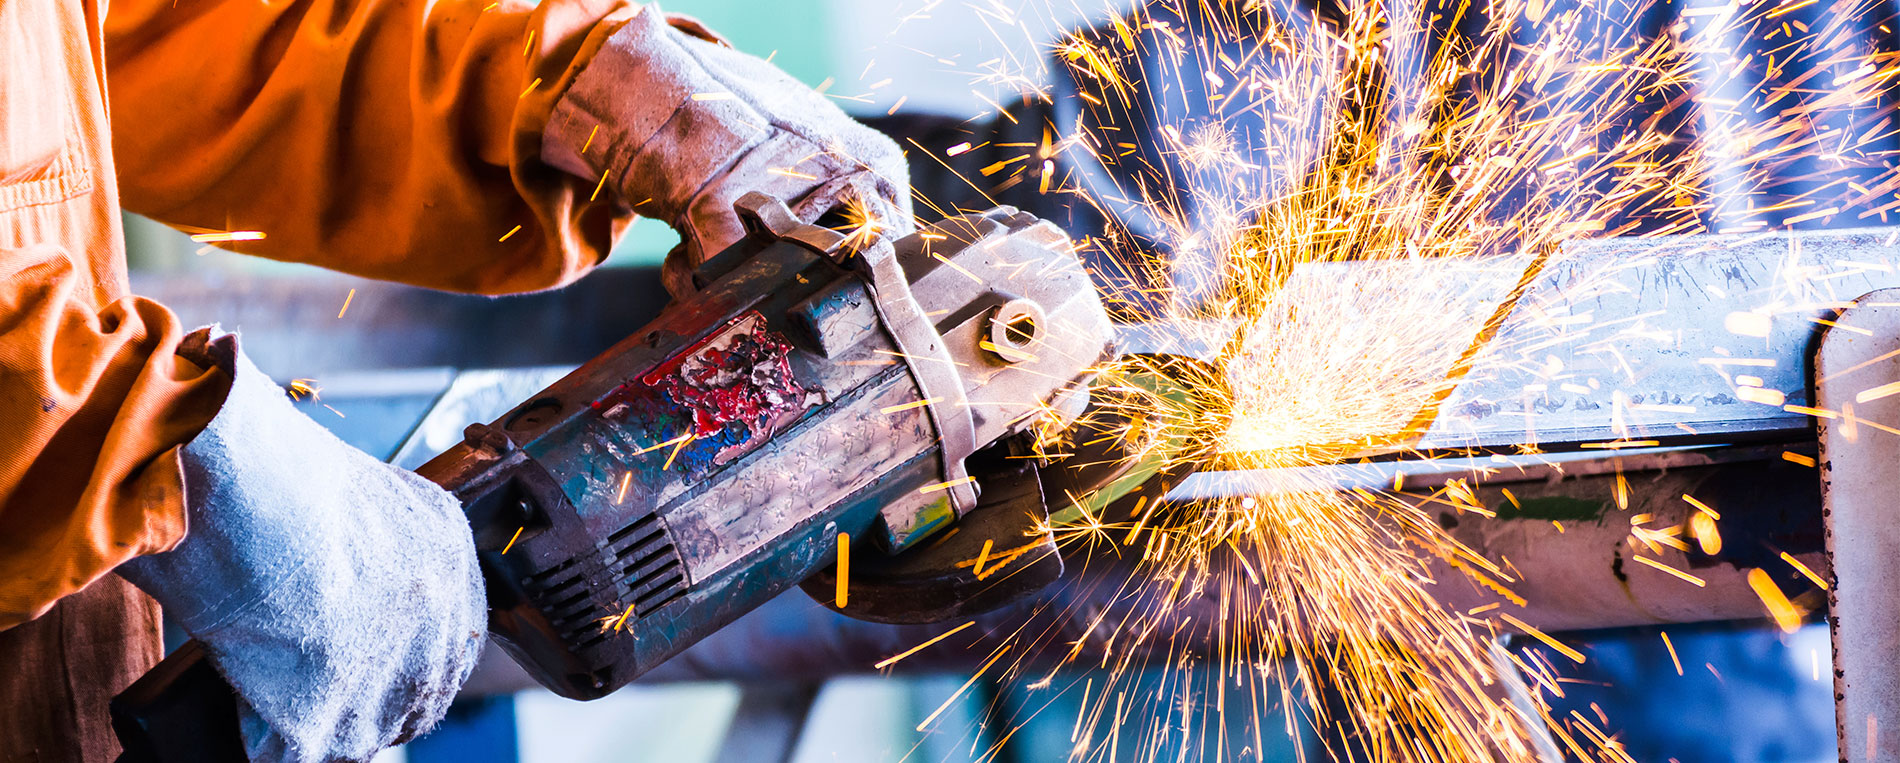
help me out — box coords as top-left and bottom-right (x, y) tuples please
(407, 199), (1109, 699)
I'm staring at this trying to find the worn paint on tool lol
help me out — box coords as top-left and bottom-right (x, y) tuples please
(603, 312), (821, 480)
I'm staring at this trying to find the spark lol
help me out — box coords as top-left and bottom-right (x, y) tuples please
(337, 288), (355, 319)
(874, 621), (976, 670)
(1690, 512), (1722, 555)
(1873, 716), (1882, 762)
(661, 434), (694, 471)
(1783, 404), (1836, 419)
(917, 646), (1012, 732)
(188, 230), (265, 243)
(1501, 614), (1586, 664)
(502, 526), (524, 555)
(1747, 568), (1805, 633)
(979, 339), (1036, 362)
(887, 0), (1900, 757)
(1855, 379), (1900, 402)
(931, 252), (986, 283)
(286, 378), (320, 400)
(635, 432), (693, 455)
(1631, 554), (1708, 587)
(591, 169), (611, 202)
(1782, 552), (1830, 590)
(1682, 494), (1721, 520)
(919, 475), (976, 494)
(836, 532), (851, 608)
(881, 396), (941, 414)
(1737, 386), (1788, 406)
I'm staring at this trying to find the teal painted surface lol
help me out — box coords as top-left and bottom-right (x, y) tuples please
(881, 494), (953, 551)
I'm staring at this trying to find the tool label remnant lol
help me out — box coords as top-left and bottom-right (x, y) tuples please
(616, 312), (821, 481)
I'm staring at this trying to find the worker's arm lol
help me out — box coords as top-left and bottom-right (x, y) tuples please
(89, 1), (911, 754)
(105, 0), (911, 297)
(94, 1), (652, 753)
(6, 0), (630, 631)
(103, 0), (642, 295)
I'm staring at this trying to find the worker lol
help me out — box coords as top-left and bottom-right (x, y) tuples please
(0, 0), (912, 759)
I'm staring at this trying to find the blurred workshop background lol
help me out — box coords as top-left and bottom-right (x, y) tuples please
(122, 1), (1840, 761)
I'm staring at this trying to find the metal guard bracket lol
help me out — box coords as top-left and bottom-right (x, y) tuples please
(733, 192), (982, 514)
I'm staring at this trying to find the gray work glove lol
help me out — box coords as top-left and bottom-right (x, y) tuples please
(120, 332), (485, 763)
(543, 4), (915, 297)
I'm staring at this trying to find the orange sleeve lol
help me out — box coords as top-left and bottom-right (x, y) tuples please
(103, 0), (643, 295)
(0, 248), (230, 628)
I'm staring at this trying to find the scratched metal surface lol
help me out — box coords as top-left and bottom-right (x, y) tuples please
(666, 371), (933, 582)
(1419, 226), (1900, 451)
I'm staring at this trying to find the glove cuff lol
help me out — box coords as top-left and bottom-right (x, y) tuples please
(119, 330), (279, 634)
(543, 5), (770, 219)
(120, 336), (485, 762)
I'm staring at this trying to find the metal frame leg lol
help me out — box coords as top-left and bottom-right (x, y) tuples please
(1815, 288), (1900, 761)
(711, 682), (820, 763)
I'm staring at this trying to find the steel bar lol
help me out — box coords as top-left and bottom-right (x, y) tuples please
(709, 683), (820, 763)
(1423, 227), (1900, 453)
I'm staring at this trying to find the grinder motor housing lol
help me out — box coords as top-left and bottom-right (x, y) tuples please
(420, 195), (1113, 699)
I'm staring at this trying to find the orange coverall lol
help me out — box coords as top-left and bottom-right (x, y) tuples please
(0, 0), (636, 754)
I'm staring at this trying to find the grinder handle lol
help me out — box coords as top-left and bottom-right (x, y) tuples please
(110, 639), (247, 763)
